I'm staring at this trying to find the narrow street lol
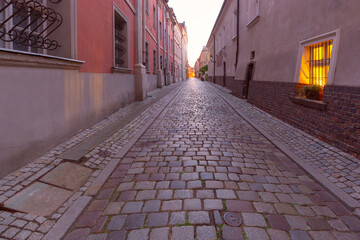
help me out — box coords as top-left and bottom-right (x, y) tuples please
(58, 79), (359, 240)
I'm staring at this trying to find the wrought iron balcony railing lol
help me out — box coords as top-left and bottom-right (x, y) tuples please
(0, 0), (63, 51)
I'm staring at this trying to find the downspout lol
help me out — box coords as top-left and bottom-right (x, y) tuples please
(235, 0), (239, 68)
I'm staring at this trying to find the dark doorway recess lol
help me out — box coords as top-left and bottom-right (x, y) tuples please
(243, 62), (255, 99)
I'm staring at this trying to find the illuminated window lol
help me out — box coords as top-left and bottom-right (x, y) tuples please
(295, 30), (340, 89)
(308, 40), (332, 86)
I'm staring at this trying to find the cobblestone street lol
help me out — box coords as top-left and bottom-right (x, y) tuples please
(1, 79), (360, 240)
(63, 79), (359, 240)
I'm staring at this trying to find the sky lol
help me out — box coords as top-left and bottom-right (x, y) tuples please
(168, 0), (224, 67)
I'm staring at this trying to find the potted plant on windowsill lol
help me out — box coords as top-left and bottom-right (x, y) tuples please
(302, 85), (323, 100)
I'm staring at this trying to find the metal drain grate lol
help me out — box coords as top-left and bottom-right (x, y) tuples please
(224, 212), (242, 226)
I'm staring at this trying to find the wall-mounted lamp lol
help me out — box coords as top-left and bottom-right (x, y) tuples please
(210, 55), (216, 63)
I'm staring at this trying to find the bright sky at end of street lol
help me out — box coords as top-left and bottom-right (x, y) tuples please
(168, 0), (224, 67)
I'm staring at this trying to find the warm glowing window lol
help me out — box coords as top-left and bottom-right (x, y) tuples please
(308, 40), (333, 86)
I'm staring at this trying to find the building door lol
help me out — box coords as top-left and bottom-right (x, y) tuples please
(243, 62), (254, 99)
(223, 62), (226, 87)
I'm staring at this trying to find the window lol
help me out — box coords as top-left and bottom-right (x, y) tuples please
(153, 49), (157, 73)
(308, 41), (332, 86)
(153, 5), (156, 29)
(145, 42), (149, 72)
(1, 0), (48, 53)
(114, 10), (128, 68)
(233, 9), (237, 38)
(247, 0), (260, 27)
(145, 0), (149, 15)
(0, 0), (5, 48)
(159, 21), (162, 39)
(295, 30), (340, 87)
(160, 55), (163, 70)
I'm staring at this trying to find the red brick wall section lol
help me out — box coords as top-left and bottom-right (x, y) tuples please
(247, 81), (360, 158)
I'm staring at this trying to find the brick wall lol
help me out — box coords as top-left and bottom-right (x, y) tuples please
(247, 81), (360, 157)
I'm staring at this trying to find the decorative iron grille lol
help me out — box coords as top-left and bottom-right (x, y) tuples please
(308, 40), (333, 86)
(0, 0), (63, 51)
(114, 21), (127, 67)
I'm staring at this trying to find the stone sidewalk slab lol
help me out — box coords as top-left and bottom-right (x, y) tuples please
(3, 182), (72, 216)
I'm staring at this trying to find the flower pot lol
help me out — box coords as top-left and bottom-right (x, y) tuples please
(305, 90), (320, 100)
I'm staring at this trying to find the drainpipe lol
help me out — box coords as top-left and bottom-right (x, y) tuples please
(235, 0), (240, 68)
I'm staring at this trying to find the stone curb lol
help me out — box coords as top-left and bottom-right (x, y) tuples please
(43, 196), (92, 240)
(206, 81), (360, 211)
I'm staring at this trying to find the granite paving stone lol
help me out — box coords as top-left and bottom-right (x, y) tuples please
(150, 227), (169, 240)
(146, 213), (169, 227)
(107, 215), (127, 231)
(188, 211), (210, 224)
(171, 226), (194, 240)
(12, 80), (359, 240)
(196, 226), (217, 240)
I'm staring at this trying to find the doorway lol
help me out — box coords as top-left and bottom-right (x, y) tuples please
(243, 62), (255, 99)
(223, 62), (226, 87)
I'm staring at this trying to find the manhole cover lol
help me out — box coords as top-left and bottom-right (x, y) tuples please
(224, 212), (242, 226)
(98, 150), (111, 157)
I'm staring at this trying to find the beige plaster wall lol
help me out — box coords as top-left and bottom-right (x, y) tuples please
(236, 0), (360, 87)
(147, 74), (158, 92)
(0, 67), (135, 177)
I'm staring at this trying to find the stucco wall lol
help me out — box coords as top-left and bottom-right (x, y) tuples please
(207, 0), (237, 81)
(147, 74), (158, 92)
(236, 0), (360, 87)
(77, 0), (136, 73)
(0, 66), (135, 177)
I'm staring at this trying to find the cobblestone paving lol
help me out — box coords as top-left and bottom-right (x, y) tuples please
(63, 79), (360, 240)
(206, 82), (360, 204)
(0, 83), (183, 240)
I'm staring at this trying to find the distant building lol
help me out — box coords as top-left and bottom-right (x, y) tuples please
(0, 0), (187, 177)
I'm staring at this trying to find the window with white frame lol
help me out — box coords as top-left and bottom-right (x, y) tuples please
(233, 9), (237, 38)
(153, 5), (156, 29)
(145, 41), (149, 72)
(153, 49), (157, 73)
(295, 30), (340, 88)
(0, 0), (48, 53)
(145, 0), (149, 15)
(160, 54), (163, 70)
(247, 0), (259, 27)
(114, 9), (128, 68)
(159, 21), (162, 39)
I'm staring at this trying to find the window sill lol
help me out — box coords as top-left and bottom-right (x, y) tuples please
(112, 66), (132, 74)
(0, 48), (84, 70)
(290, 96), (327, 111)
(246, 15), (260, 28)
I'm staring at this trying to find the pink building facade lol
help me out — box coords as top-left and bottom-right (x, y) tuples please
(0, 0), (188, 177)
